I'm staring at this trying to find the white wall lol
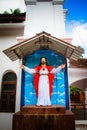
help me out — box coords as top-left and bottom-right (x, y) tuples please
(0, 113), (13, 130)
(68, 68), (87, 85)
(0, 58), (21, 112)
(0, 32), (22, 129)
(0, 28), (24, 112)
(24, 2), (66, 38)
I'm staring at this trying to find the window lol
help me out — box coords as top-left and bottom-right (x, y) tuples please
(0, 72), (17, 112)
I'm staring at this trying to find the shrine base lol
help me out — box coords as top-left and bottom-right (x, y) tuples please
(12, 105), (75, 130)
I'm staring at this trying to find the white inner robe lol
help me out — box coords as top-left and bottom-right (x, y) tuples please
(37, 68), (51, 106)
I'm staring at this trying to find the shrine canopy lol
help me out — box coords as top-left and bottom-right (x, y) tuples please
(3, 31), (84, 61)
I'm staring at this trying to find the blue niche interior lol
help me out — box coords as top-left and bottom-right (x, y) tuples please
(21, 49), (70, 110)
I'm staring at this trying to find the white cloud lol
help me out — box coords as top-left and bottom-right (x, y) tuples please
(66, 21), (87, 58)
(25, 96), (30, 103)
(29, 92), (36, 95)
(60, 84), (65, 88)
(56, 99), (65, 104)
(53, 85), (56, 88)
(59, 92), (65, 96)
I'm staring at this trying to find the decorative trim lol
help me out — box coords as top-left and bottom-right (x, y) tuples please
(52, 0), (64, 5)
(25, 0), (36, 5)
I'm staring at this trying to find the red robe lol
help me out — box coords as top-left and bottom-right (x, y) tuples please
(34, 66), (54, 97)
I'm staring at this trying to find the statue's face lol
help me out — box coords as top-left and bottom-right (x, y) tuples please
(41, 58), (46, 65)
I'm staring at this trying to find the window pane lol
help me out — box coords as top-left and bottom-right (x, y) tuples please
(3, 72), (16, 81)
(9, 95), (15, 111)
(3, 84), (16, 92)
(1, 95), (8, 110)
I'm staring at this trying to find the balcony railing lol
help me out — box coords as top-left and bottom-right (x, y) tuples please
(71, 103), (87, 120)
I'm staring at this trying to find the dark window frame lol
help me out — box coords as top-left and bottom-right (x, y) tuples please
(0, 72), (17, 113)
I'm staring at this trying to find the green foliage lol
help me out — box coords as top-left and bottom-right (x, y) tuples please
(3, 8), (21, 15)
(3, 11), (10, 14)
(70, 86), (83, 95)
(10, 8), (21, 14)
(77, 45), (84, 51)
(77, 45), (85, 58)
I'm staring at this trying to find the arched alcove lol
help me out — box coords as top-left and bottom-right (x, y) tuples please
(21, 49), (70, 110)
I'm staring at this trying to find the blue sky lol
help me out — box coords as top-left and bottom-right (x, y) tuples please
(64, 0), (87, 22)
(64, 0), (87, 57)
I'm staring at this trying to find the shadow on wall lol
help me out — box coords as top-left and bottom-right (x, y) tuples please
(70, 78), (87, 91)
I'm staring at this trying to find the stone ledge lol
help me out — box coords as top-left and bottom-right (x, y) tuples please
(21, 105), (66, 114)
(75, 120), (87, 125)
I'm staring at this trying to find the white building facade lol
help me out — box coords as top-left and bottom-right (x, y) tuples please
(24, 0), (66, 37)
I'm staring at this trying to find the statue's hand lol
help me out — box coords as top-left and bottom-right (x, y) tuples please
(19, 65), (25, 69)
(61, 64), (65, 69)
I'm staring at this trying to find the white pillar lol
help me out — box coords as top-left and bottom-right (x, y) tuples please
(15, 59), (22, 112)
(85, 91), (87, 103)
